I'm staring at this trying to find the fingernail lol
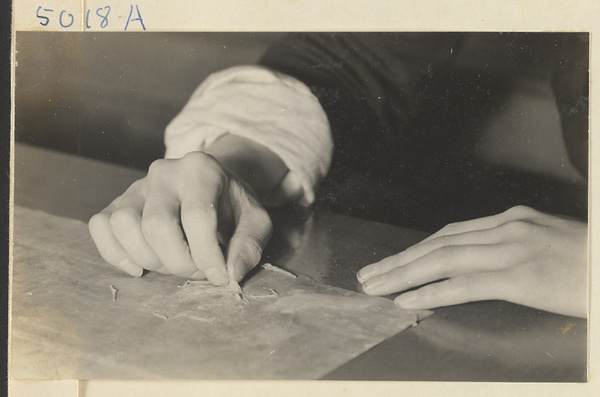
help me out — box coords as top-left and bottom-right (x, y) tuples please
(362, 277), (382, 293)
(395, 293), (418, 308)
(356, 270), (366, 283)
(120, 259), (143, 278)
(231, 256), (246, 283)
(357, 268), (377, 284)
(205, 267), (228, 286)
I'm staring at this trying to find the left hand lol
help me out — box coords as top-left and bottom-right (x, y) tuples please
(356, 205), (587, 318)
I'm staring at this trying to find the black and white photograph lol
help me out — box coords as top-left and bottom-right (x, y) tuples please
(10, 30), (589, 385)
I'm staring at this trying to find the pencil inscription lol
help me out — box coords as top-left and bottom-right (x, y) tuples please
(35, 4), (146, 30)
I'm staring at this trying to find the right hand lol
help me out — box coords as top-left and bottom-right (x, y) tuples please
(88, 151), (273, 286)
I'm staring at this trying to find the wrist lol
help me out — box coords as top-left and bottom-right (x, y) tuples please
(204, 134), (289, 200)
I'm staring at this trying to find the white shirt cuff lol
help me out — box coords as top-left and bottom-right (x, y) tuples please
(164, 65), (332, 205)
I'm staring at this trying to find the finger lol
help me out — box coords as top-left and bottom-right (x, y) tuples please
(108, 181), (190, 276)
(261, 172), (304, 208)
(357, 227), (503, 284)
(103, 179), (147, 213)
(420, 205), (539, 244)
(394, 271), (502, 309)
(361, 244), (503, 296)
(226, 180), (273, 283)
(179, 165), (229, 286)
(141, 187), (200, 279)
(88, 212), (144, 277)
(109, 207), (164, 271)
(154, 265), (173, 275)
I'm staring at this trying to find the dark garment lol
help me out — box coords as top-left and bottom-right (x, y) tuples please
(260, 33), (588, 231)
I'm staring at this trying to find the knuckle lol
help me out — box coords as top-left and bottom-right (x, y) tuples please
(180, 150), (205, 164)
(181, 151), (220, 171)
(129, 178), (146, 190)
(147, 158), (175, 178)
(109, 208), (138, 229)
(88, 212), (108, 231)
(123, 178), (147, 196)
(431, 235), (452, 249)
(141, 211), (176, 240)
(505, 205), (537, 218)
(502, 220), (533, 236)
(180, 153), (225, 188)
(182, 204), (218, 227)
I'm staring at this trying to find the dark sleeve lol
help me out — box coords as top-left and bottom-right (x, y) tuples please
(259, 33), (465, 182)
(550, 34), (589, 178)
(260, 33), (589, 181)
(500, 32), (590, 179)
(453, 32), (589, 178)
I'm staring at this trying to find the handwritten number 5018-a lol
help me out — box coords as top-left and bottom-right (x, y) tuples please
(37, 4), (146, 30)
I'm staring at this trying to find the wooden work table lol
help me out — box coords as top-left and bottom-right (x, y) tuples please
(12, 143), (587, 382)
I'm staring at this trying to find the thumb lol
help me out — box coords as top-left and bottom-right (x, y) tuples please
(225, 182), (273, 283)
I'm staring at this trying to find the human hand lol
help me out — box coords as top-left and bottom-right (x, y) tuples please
(88, 151), (273, 286)
(357, 206), (587, 318)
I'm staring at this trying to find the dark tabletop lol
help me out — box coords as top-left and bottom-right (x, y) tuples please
(13, 143), (587, 381)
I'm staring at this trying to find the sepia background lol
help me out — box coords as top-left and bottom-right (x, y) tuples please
(10, 0), (600, 396)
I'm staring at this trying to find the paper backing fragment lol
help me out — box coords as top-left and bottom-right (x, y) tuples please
(11, 206), (430, 379)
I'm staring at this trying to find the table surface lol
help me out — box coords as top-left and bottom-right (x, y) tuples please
(12, 143), (587, 381)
